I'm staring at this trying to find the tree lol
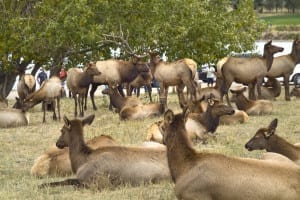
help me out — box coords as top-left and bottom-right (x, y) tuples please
(0, 0), (265, 103)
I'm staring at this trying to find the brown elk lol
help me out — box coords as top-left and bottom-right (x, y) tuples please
(290, 87), (300, 98)
(0, 108), (29, 128)
(17, 74), (36, 101)
(39, 114), (170, 189)
(67, 62), (100, 117)
(220, 40), (283, 106)
(31, 135), (118, 177)
(126, 70), (153, 102)
(14, 76), (62, 123)
(101, 85), (142, 113)
(148, 52), (197, 108)
(245, 118), (300, 165)
(160, 109), (300, 200)
(266, 38), (300, 100)
(119, 102), (165, 120)
(146, 95), (234, 144)
(88, 56), (150, 111)
(230, 87), (273, 115)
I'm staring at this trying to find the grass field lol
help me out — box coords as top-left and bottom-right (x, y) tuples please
(1, 89), (300, 199)
(260, 14), (300, 25)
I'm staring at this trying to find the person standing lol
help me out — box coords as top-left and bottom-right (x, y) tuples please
(37, 67), (47, 87)
(206, 65), (216, 87)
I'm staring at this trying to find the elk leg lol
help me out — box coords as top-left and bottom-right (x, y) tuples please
(146, 84), (153, 102)
(52, 100), (57, 121)
(118, 85), (125, 97)
(74, 95), (78, 117)
(256, 79), (263, 99)
(283, 75), (290, 101)
(159, 83), (167, 108)
(177, 84), (186, 108)
(42, 101), (46, 123)
(136, 88), (140, 98)
(79, 95), (84, 117)
(222, 80), (232, 107)
(84, 87), (89, 110)
(89, 83), (98, 110)
(57, 97), (61, 121)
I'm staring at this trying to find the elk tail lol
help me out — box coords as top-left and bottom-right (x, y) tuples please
(39, 178), (83, 188)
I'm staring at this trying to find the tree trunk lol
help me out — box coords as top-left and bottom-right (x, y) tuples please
(0, 72), (18, 103)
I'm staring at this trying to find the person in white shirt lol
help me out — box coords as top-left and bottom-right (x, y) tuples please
(206, 65), (216, 87)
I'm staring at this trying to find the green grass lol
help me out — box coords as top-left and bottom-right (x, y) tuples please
(1, 89), (300, 199)
(260, 14), (300, 25)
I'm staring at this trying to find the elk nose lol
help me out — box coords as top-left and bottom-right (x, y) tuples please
(245, 143), (252, 151)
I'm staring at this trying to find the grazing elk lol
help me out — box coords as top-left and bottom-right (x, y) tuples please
(245, 118), (300, 165)
(39, 114), (170, 189)
(0, 108), (29, 128)
(160, 109), (300, 200)
(101, 85), (142, 113)
(126, 70), (153, 102)
(149, 52), (197, 108)
(230, 87), (273, 115)
(220, 40), (283, 106)
(14, 76), (62, 123)
(17, 74), (36, 101)
(88, 55), (150, 111)
(67, 62), (100, 117)
(31, 135), (118, 177)
(266, 38), (300, 100)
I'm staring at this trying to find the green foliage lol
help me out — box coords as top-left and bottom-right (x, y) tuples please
(0, 0), (265, 71)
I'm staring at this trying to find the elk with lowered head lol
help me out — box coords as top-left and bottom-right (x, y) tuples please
(14, 76), (62, 123)
(39, 114), (170, 189)
(159, 109), (300, 200)
(245, 118), (300, 165)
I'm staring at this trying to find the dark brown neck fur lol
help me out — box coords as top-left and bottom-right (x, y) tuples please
(267, 134), (300, 161)
(235, 93), (254, 111)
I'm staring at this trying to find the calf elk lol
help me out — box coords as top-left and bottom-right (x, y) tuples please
(40, 114), (170, 189)
(245, 118), (300, 165)
(160, 109), (300, 200)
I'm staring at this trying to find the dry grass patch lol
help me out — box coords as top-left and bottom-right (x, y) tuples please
(1, 89), (300, 199)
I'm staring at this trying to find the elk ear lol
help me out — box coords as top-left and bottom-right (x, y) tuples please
(63, 116), (71, 129)
(265, 118), (278, 138)
(164, 109), (174, 124)
(82, 114), (95, 126)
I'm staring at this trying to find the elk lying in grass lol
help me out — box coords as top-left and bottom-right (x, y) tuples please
(0, 108), (29, 128)
(220, 40), (283, 105)
(89, 55), (150, 111)
(119, 102), (165, 120)
(290, 87), (300, 98)
(149, 52), (197, 108)
(160, 109), (300, 200)
(245, 118), (300, 165)
(146, 95), (235, 144)
(266, 38), (300, 100)
(67, 62), (100, 117)
(101, 85), (142, 113)
(127, 71), (153, 102)
(14, 76), (62, 123)
(17, 74), (36, 101)
(184, 95), (234, 143)
(31, 134), (118, 177)
(39, 114), (170, 189)
(230, 87), (273, 115)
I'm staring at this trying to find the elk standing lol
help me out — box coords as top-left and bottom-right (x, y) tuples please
(220, 40), (283, 106)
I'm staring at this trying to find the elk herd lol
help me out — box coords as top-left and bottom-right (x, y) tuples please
(2, 38), (300, 199)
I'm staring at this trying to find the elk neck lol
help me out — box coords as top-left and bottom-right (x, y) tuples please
(165, 114), (197, 182)
(235, 93), (253, 111)
(267, 134), (300, 161)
